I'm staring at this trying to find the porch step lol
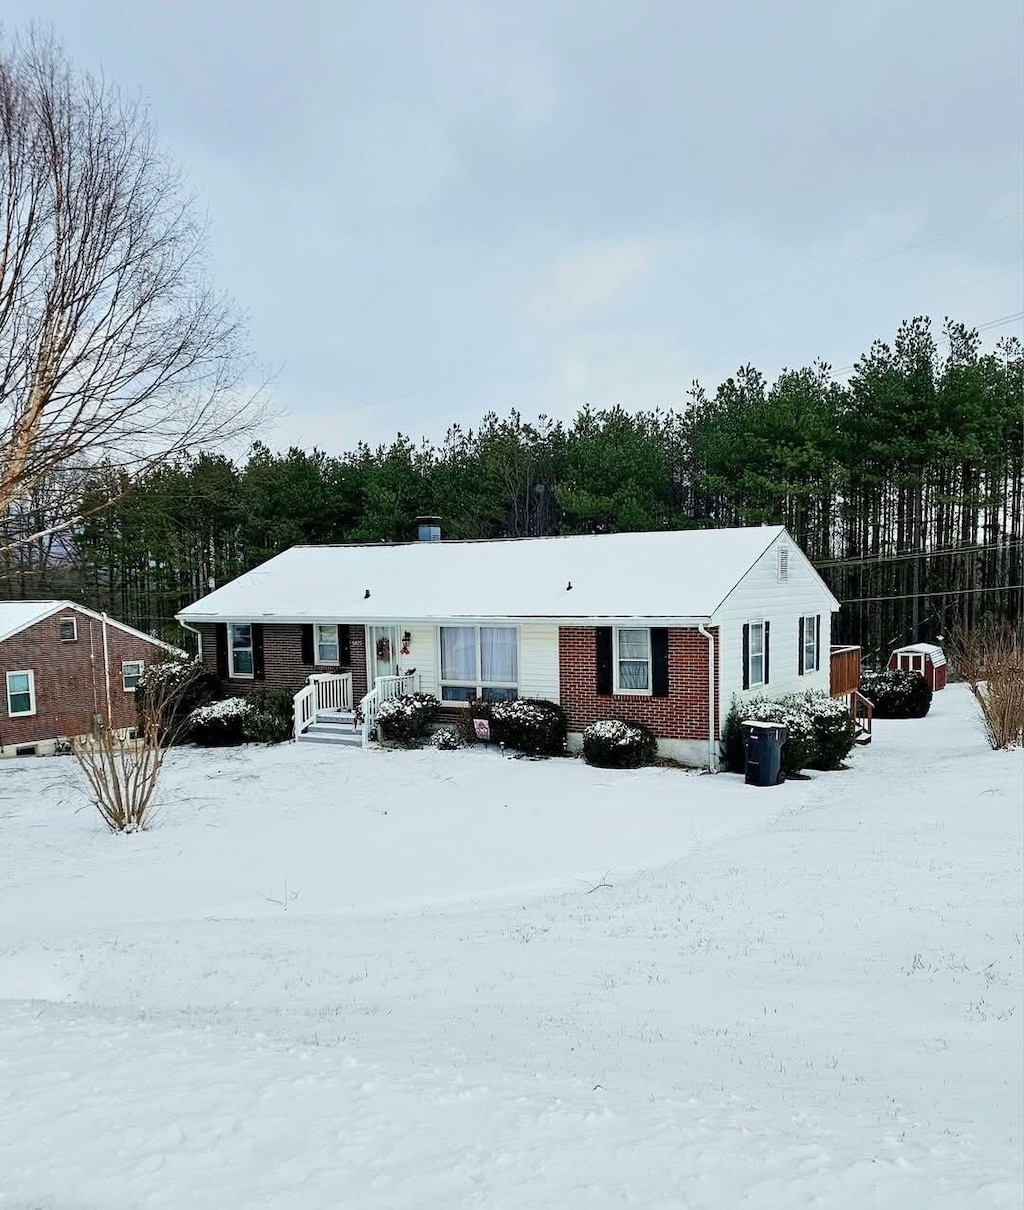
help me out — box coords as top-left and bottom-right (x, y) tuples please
(316, 710), (357, 725)
(297, 718), (362, 747)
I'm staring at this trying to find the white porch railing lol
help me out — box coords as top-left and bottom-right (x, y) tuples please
(293, 672), (354, 739)
(360, 673), (420, 747)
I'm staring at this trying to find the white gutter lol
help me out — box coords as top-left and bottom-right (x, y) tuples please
(175, 613), (716, 629)
(698, 622), (718, 772)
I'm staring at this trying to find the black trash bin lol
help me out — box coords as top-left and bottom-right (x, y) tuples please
(741, 721), (788, 786)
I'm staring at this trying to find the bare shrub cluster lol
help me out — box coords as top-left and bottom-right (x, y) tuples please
(950, 621), (1024, 751)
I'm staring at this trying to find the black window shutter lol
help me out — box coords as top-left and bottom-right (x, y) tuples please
(742, 624), (750, 690)
(300, 624), (314, 665)
(595, 627), (613, 695)
(215, 623), (229, 678)
(339, 625), (351, 667)
(815, 615), (822, 670)
(651, 628), (669, 697)
(798, 616), (805, 675)
(252, 624), (266, 680)
(763, 620), (771, 685)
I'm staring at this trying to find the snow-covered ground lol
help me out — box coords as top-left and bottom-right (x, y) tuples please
(0, 685), (1020, 1208)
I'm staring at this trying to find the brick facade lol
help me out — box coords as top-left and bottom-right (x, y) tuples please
(0, 608), (172, 754)
(558, 625), (720, 740)
(195, 622), (367, 703)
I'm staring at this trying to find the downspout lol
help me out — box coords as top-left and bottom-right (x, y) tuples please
(179, 619), (203, 661)
(698, 622), (717, 772)
(101, 612), (113, 726)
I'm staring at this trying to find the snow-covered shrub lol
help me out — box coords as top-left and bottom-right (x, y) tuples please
(376, 692), (439, 744)
(582, 719), (658, 769)
(430, 727), (461, 751)
(722, 691), (857, 774)
(860, 669), (932, 719)
(242, 689), (294, 744)
(188, 697), (249, 746)
(784, 690), (858, 769)
(135, 656), (217, 741)
(468, 698), (568, 756)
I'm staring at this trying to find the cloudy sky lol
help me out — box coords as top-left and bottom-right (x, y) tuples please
(7, 0), (1022, 452)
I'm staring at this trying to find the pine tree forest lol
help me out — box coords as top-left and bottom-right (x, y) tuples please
(2, 317), (1021, 667)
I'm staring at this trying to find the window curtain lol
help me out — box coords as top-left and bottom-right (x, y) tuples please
(480, 627), (517, 684)
(618, 628), (649, 689)
(441, 626), (476, 681)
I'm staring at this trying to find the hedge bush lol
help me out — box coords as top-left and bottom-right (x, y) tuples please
(722, 691), (857, 775)
(468, 697), (568, 756)
(582, 718), (658, 769)
(430, 727), (462, 751)
(242, 688), (294, 744)
(188, 697), (249, 746)
(187, 690), (294, 746)
(376, 692), (439, 744)
(860, 669), (932, 718)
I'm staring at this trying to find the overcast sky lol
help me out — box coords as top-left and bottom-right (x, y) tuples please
(7, 0), (1022, 453)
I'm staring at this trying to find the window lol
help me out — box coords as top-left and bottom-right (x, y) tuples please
(748, 622), (766, 687)
(59, 616), (78, 642)
(614, 627), (651, 694)
(122, 660), (144, 692)
(802, 615), (817, 674)
(6, 670), (36, 717)
(316, 624), (340, 664)
(439, 625), (518, 702)
(229, 623), (254, 678)
(777, 547), (789, 583)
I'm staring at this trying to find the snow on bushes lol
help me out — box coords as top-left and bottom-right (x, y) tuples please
(468, 698), (568, 756)
(134, 656), (218, 741)
(860, 669), (932, 719)
(582, 719), (658, 769)
(187, 690), (294, 746)
(723, 691), (857, 775)
(429, 727), (461, 751)
(376, 693), (439, 744)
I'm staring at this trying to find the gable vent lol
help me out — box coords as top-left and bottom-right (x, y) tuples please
(777, 546), (790, 583)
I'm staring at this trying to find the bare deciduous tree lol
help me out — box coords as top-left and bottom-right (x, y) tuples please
(0, 28), (258, 553)
(950, 620), (1024, 751)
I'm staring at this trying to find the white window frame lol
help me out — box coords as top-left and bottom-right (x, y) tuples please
(315, 623), (340, 665)
(613, 627), (652, 696)
(802, 614), (817, 675)
(229, 622), (254, 679)
(777, 546), (790, 583)
(58, 615), (78, 642)
(748, 621), (766, 688)
(122, 660), (145, 692)
(6, 669), (36, 717)
(437, 624), (519, 704)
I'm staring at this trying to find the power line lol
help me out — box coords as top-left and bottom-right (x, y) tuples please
(815, 539), (1024, 569)
(840, 583), (1024, 605)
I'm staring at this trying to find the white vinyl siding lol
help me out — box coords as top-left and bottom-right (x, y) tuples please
(6, 670), (36, 717)
(519, 625), (560, 701)
(712, 532), (834, 730)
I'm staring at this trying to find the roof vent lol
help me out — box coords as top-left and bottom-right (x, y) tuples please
(416, 516), (441, 543)
(777, 546), (789, 583)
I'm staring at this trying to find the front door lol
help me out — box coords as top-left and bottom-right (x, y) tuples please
(368, 624), (399, 686)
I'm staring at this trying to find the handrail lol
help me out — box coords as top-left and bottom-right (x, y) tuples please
(359, 672), (419, 747)
(850, 688), (874, 739)
(294, 671), (353, 739)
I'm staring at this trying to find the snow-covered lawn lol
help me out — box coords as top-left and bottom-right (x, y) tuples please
(0, 685), (1020, 1208)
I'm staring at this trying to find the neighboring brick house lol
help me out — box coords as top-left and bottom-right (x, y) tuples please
(0, 601), (181, 757)
(178, 524), (842, 768)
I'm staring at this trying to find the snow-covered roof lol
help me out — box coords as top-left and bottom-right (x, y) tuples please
(892, 642), (947, 666)
(0, 601), (67, 643)
(0, 600), (179, 650)
(177, 526), (836, 625)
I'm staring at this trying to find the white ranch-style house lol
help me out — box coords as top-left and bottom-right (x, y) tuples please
(177, 524), (856, 768)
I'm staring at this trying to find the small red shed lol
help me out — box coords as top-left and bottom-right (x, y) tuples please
(888, 643), (947, 691)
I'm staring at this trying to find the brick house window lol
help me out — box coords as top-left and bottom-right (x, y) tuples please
(229, 623), (254, 678)
(59, 616), (78, 642)
(122, 660), (144, 692)
(6, 670), (36, 716)
(439, 625), (518, 702)
(316, 624), (340, 664)
(614, 628), (651, 694)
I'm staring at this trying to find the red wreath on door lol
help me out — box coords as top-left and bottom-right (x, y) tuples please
(376, 636), (391, 662)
